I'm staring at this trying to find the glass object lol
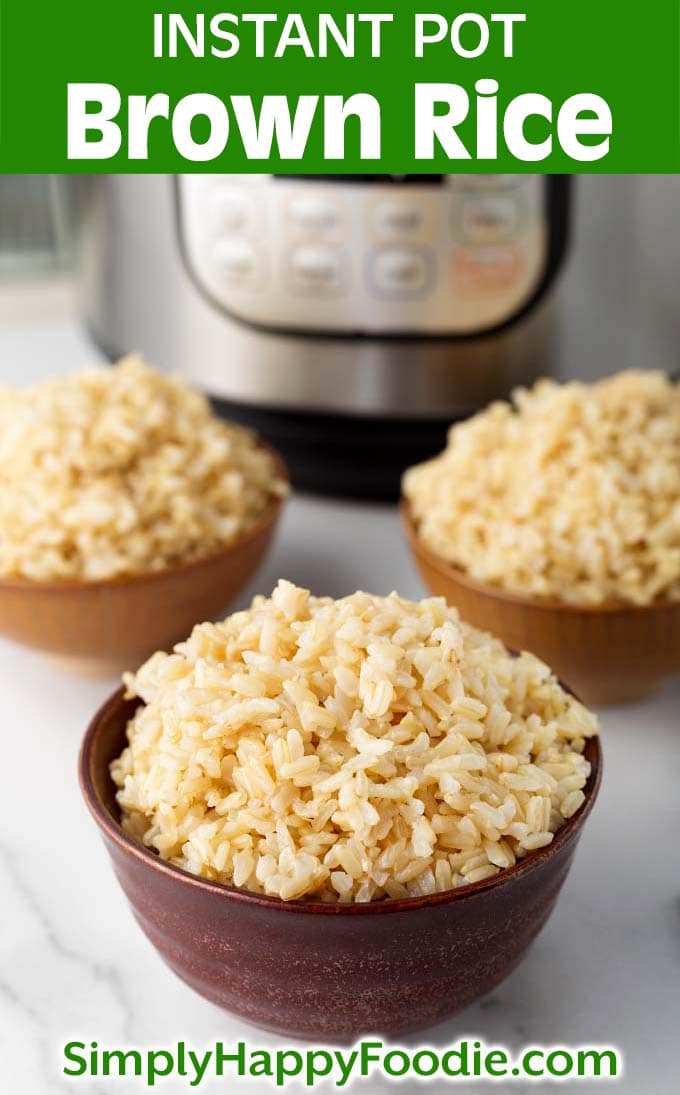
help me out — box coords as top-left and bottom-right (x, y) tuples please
(0, 175), (75, 273)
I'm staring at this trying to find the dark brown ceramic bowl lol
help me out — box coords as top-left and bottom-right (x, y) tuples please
(79, 686), (602, 1040)
(0, 447), (287, 675)
(402, 501), (680, 706)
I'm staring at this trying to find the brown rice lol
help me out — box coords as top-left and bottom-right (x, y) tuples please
(0, 355), (287, 581)
(404, 370), (680, 606)
(112, 581), (598, 903)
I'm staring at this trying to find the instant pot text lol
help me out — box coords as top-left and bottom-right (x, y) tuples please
(66, 10), (613, 165)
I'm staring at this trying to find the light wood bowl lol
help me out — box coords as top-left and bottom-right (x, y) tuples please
(402, 501), (680, 706)
(0, 448), (287, 675)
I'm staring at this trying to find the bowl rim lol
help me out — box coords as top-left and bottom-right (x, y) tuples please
(0, 443), (288, 594)
(79, 684), (603, 918)
(401, 498), (680, 616)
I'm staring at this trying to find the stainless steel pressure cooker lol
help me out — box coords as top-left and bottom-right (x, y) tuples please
(79, 173), (572, 496)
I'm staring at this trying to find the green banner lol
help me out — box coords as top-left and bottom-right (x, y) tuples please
(1, 1), (679, 172)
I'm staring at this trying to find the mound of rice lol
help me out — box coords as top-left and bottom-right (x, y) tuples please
(0, 355), (286, 581)
(112, 581), (598, 903)
(403, 370), (680, 606)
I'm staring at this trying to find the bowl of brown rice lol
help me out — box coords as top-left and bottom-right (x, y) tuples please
(80, 581), (601, 1038)
(403, 370), (680, 704)
(0, 356), (288, 671)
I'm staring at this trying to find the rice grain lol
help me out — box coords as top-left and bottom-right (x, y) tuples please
(112, 582), (598, 903)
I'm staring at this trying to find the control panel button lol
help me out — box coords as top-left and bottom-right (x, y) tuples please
(372, 248), (431, 296)
(288, 194), (341, 233)
(289, 245), (345, 292)
(211, 188), (253, 232)
(460, 196), (520, 242)
(374, 202), (425, 238)
(213, 239), (260, 283)
(451, 245), (527, 297)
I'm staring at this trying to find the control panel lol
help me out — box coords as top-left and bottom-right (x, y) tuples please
(177, 175), (549, 336)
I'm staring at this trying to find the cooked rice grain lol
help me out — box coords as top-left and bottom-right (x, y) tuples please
(403, 370), (680, 606)
(0, 356), (286, 581)
(112, 581), (598, 903)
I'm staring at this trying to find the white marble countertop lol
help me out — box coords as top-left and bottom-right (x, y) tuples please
(0, 279), (678, 1095)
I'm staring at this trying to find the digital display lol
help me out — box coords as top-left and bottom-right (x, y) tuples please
(274, 175), (445, 185)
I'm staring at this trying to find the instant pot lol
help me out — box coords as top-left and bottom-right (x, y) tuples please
(79, 174), (570, 496)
